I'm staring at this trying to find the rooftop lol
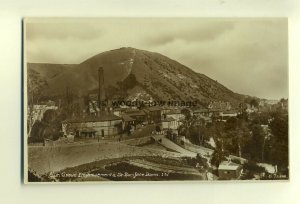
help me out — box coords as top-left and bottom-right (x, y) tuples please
(166, 109), (182, 115)
(162, 117), (176, 122)
(198, 115), (211, 121)
(218, 161), (241, 171)
(144, 106), (162, 112)
(124, 109), (146, 116)
(222, 110), (238, 114)
(193, 108), (209, 113)
(64, 112), (121, 123)
(122, 115), (135, 122)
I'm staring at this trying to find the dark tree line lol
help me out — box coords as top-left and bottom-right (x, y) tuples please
(179, 108), (289, 173)
(28, 109), (67, 143)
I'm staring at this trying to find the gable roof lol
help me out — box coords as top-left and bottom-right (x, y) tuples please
(122, 115), (135, 122)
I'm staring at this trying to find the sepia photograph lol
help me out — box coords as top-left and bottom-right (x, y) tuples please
(23, 18), (289, 183)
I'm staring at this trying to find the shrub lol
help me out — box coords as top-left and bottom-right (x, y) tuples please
(243, 161), (265, 173)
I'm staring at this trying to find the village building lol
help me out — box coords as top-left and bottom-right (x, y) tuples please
(164, 109), (185, 122)
(264, 99), (279, 105)
(160, 107), (172, 119)
(113, 107), (128, 117)
(88, 94), (114, 115)
(121, 114), (136, 131)
(161, 117), (179, 131)
(207, 108), (222, 119)
(198, 115), (212, 124)
(192, 108), (211, 117)
(219, 110), (238, 121)
(245, 103), (258, 113)
(144, 106), (162, 124)
(218, 160), (243, 180)
(208, 101), (232, 111)
(123, 109), (147, 124)
(62, 113), (122, 138)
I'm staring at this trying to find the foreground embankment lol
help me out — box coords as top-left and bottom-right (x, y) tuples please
(28, 141), (182, 174)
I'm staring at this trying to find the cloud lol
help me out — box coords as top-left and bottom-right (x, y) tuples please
(26, 22), (104, 41)
(25, 18), (288, 99)
(142, 20), (234, 46)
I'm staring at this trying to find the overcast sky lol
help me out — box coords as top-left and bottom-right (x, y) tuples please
(25, 18), (288, 100)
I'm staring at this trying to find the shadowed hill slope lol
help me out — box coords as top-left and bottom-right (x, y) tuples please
(27, 47), (244, 106)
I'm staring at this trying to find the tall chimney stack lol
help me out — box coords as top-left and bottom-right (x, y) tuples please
(98, 67), (105, 110)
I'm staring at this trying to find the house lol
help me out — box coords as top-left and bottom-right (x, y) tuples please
(245, 104), (258, 113)
(160, 107), (172, 119)
(264, 99), (279, 105)
(161, 117), (179, 130)
(144, 107), (162, 124)
(113, 107), (129, 117)
(192, 108), (211, 117)
(219, 110), (238, 121)
(122, 114), (136, 131)
(207, 108), (222, 119)
(208, 101), (232, 111)
(62, 112), (122, 138)
(198, 115), (212, 124)
(123, 109), (147, 124)
(164, 109), (185, 122)
(218, 161), (243, 180)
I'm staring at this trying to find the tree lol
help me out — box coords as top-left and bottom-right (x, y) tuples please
(269, 113), (288, 143)
(155, 125), (161, 133)
(27, 69), (48, 104)
(29, 109), (62, 143)
(181, 108), (192, 121)
(189, 121), (207, 145)
(244, 97), (259, 108)
(268, 112), (288, 170)
(231, 120), (251, 158)
(178, 109), (194, 139)
(250, 99), (259, 108)
(126, 124), (132, 136)
(211, 149), (228, 167)
(178, 109), (209, 145)
(249, 124), (265, 161)
(213, 122), (226, 151)
(27, 69), (48, 133)
(166, 129), (173, 140)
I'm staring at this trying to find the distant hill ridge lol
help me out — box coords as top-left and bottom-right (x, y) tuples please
(27, 47), (245, 107)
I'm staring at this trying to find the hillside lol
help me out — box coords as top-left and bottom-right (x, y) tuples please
(27, 47), (244, 106)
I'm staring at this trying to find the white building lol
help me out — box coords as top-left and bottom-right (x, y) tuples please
(161, 117), (179, 130)
(219, 110), (238, 121)
(62, 113), (122, 138)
